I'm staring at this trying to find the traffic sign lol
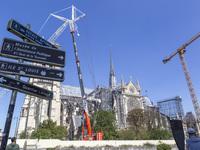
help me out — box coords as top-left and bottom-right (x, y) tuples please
(0, 59), (65, 81)
(0, 74), (53, 100)
(0, 38), (66, 67)
(7, 19), (58, 49)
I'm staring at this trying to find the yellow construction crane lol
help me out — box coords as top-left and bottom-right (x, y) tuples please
(163, 32), (200, 119)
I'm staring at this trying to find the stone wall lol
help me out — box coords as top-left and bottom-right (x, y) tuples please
(16, 139), (177, 149)
(58, 147), (178, 150)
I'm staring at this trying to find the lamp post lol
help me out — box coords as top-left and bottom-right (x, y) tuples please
(14, 117), (18, 138)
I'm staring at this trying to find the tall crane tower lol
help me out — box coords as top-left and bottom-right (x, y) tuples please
(163, 32), (200, 119)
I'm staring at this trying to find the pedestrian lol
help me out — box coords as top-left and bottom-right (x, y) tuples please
(186, 128), (200, 150)
(6, 137), (20, 150)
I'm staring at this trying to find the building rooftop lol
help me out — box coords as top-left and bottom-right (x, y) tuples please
(60, 84), (94, 97)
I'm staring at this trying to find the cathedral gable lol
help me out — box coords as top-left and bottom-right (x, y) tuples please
(124, 80), (139, 96)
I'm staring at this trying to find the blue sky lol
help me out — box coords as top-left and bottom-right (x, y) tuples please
(0, 0), (200, 137)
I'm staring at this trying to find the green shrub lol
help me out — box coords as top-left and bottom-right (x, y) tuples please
(30, 120), (68, 140)
(68, 145), (75, 148)
(19, 130), (30, 139)
(118, 129), (136, 140)
(149, 128), (172, 140)
(143, 142), (155, 147)
(120, 145), (133, 147)
(135, 128), (149, 140)
(157, 143), (171, 150)
(47, 148), (55, 150)
(103, 145), (113, 147)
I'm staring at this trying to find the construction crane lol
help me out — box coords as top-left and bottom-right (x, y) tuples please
(163, 32), (200, 119)
(42, 5), (103, 140)
(0, 88), (9, 100)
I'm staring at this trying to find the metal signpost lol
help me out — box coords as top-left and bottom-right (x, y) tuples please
(1, 20), (66, 150)
(7, 19), (58, 49)
(0, 60), (65, 81)
(0, 38), (66, 67)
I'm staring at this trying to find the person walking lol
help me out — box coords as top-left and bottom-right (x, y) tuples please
(186, 128), (200, 150)
(6, 137), (20, 150)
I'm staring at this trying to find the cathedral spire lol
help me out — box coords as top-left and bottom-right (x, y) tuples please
(109, 45), (117, 89)
(121, 74), (124, 88)
(137, 78), (141, 94)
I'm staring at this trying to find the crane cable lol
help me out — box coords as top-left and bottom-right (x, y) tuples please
(84, 17), (97, 89)
(76, 19), (97, 89)
(76, 17), (101, 130)
(38, 15), (51, 34)
(84, 17), (101, 128)
(0, 88), (10, 101)
(38, 6), (72, 35)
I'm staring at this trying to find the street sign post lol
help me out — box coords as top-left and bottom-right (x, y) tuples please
(0, 74), (53, 100)
(0, 24), (31, 150)
(1, 21), (66, 150)
(0, 38), (66, 67)
(0, 59), (65, 81)
(7, 19), (58, 49)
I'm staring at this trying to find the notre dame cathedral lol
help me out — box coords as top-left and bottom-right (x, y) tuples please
(17, 48), (164, 138)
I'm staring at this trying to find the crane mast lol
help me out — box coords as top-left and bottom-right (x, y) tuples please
(70, 30), (92, 135)
(69, 6), (93, 137)
(163, 33), (200, 119)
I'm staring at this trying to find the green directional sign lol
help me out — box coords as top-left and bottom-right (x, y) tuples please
(0, 74), (53, 100)
(7, 19), (58, 49)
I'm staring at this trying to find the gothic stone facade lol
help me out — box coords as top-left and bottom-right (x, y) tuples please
(17, 49), (170, 138)
(17, 76), (61, 137)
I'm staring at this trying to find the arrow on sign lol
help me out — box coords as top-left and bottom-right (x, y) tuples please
(56, 73), (63, 77)
(0, 77), (6, 83)
(58, 55), (64, 60)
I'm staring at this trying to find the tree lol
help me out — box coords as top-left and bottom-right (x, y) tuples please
(126, 109), (145, 134)
(91, 110), (119, 140)
(31, 128), (51, 139)
(31, 119), (68, 140)
(144, 110), (163, 131)
(38, 119), (56, 130)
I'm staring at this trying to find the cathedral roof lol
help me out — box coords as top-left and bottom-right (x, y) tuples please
(184, 112), (197, 122)
(60, 84), (94, 97)
(143, 96), (153, 106)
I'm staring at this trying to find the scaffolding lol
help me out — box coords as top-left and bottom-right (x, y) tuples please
(157, 96), (184, 119)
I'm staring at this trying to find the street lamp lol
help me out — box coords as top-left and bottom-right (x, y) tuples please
(14, 117), (18, 137)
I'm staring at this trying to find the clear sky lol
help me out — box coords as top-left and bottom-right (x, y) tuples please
(0, 0), (200, 137)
